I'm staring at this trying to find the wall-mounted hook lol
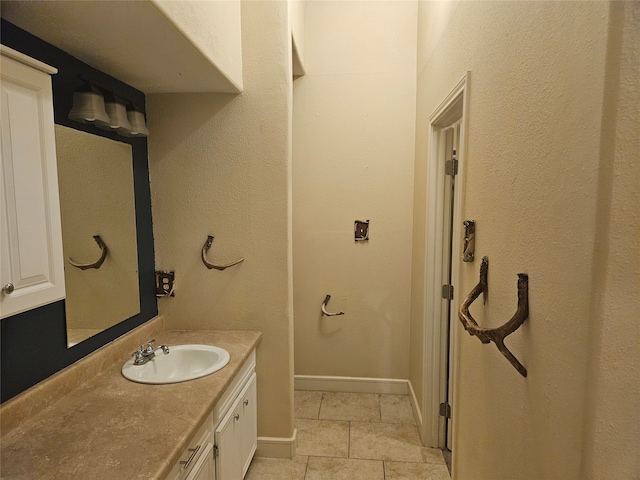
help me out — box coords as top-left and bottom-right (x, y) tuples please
(68, 235), (108, 270)
(458, 257), (529, 377)
(201, 235), (244, 271)
(321, 294), (345, 316)
(480, 255), (488, 304)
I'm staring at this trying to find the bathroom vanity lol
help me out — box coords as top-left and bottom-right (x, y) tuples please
(167, 350), (257, 480)
(0, 321), (261, 479)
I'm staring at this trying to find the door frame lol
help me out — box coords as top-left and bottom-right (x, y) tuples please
(421, 72), (470, 452)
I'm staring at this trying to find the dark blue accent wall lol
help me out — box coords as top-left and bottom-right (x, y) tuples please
(0, 19), (158, 402)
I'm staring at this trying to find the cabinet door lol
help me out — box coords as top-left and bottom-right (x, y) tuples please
(215, 401), (242, 480)
(0, 49), (65, 318)
(185, 443), (215, 480)
(240, 373), (257, 478)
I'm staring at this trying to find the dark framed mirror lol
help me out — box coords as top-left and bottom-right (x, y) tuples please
(0, 19), (158, 403)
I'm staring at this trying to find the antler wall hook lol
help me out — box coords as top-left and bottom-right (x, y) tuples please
(68, 235), (108, 270)
(201, 235), (245, 271)
(458, 256), (529, 377)
(321, 294), (345, 316)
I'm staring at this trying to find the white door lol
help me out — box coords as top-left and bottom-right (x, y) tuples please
(440, 123), (461, 451)
(423, 73), (468, 459)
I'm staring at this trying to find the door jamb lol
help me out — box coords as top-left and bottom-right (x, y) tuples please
(421, 72), (470, 452)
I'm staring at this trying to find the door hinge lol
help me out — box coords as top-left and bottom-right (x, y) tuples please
(441, 284), (454, 300)
(213, 444), (218, 459)
(445, 158), (458, 176)
(439, 402), (452, 419)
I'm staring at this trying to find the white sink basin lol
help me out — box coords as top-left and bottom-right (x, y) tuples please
(121, 344), (230, 384)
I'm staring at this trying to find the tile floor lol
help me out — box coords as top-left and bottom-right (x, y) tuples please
(245, 391), (451, 480)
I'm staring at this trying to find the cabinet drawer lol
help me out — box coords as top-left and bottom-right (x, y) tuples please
(167, 413), (213, 480)
(185, 443), (214, 480)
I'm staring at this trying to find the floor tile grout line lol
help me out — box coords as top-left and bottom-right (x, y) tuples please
(303, 455), (309, 480)
(293, 391), (442, 478)
(316, 391), (323, 419)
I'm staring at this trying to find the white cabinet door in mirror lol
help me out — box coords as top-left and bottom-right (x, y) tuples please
(0, 46), (65, 318)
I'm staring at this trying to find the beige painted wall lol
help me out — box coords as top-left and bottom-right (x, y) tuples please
(147, 0), (294, 440)
(579, 3), (639, 478)
(290, 0), (307, 75)
(292, 1), (417, 380)
(152, 0), (243, 90)
(411, 1), (639, 479)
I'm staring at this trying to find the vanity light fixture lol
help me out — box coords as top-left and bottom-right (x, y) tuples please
(68, 75), (149, 137)
(68, 81), (110, 128)
(125, 105), (149, 137)
(99, 93), (131, 135)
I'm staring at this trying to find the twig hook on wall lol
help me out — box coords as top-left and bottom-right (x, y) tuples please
(68, 235), (108, 270)
(321, 295), (345, 316)
(458, 257), (529, 377)
(201, 235), (245, 271)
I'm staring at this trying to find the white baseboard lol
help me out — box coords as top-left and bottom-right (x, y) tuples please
(256, 429), (297, 459)
(294, 375), (409, 395)
(408, 380), (424, 442)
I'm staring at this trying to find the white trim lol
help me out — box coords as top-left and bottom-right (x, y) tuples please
(408, 380), (423, 437)
(450, 72), (471, 459)
(422, 72), (470, 448)
(294, 375), (409, 395)
(256, 429), (297, 459)
(0, 45), (57, 75)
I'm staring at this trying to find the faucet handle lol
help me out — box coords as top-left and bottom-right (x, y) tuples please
(146, 339), (156, 351)
(132, 348), (144, 362)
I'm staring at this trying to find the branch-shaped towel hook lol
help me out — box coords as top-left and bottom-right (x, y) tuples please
(201, 235), (245, 271)
(458, 256), (529, 377)
(68, 235), (108, 270)
(321, 294), (345, 316)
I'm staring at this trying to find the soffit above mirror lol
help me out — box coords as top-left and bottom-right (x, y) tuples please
(1, 0), (243, 94)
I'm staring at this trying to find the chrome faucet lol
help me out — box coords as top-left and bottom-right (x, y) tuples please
(132, 339), (170, 365)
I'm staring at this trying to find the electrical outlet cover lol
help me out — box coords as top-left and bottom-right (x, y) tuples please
(354, 220), (369, 241)
(155, 271), (175, 297)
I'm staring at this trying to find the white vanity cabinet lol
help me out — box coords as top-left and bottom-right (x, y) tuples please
(215, 372), (257, 479)
(0, 46), (65, 318)
(168, 350), (257, 480)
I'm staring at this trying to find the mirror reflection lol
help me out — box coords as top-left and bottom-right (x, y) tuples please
(54, 125), (140, 347)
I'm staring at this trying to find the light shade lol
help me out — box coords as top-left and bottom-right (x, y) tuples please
(99, 94), (131, 135)
(68, 84), (110, 127)
(126, 108), (149, 137)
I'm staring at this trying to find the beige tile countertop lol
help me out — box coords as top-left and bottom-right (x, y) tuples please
(0, 326), (262, 480)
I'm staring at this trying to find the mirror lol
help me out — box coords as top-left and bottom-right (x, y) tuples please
(54, 125), (140, 347)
